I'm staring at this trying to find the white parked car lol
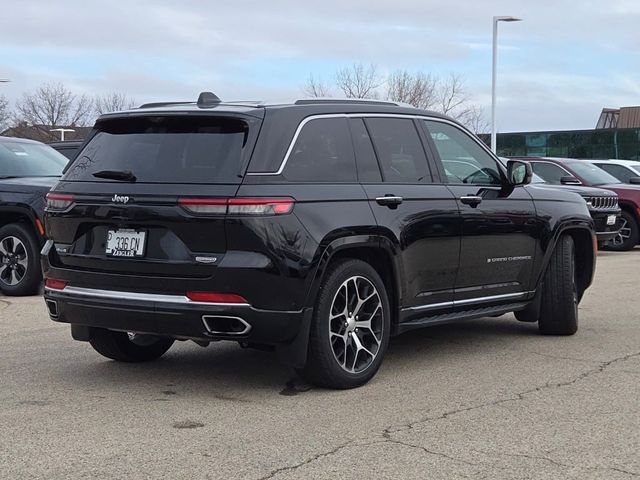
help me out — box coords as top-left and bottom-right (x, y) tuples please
(588, 159), (640, 184)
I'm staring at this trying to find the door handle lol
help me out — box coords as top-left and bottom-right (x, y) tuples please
(459, 195), (483, 207)
(375, 195), (403, 208)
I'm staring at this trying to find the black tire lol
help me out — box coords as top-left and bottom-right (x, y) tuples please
(538, 235), (578, 335)
(299, 259), (391, 389)
(607, 210), (639, 251)
(89, 328), (174, 362)
(0, 223), (42, 296)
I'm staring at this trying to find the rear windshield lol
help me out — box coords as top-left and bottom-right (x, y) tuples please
(63, 116), (250, 184)
(0, 141), (68, 178)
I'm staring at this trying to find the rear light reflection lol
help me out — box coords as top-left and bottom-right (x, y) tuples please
(178, 197), (294, 216)
(45, 278), (67, 290)
(46, 193), (75, 211)
(186, 292), (248, 304)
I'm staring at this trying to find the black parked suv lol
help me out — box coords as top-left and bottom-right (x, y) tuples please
(42, 94), (596, 388)
(0, 137), (68, 295)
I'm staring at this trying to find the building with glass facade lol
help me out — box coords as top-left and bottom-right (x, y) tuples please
(479, 128), (640, 160)
(478, 106), (640, 160)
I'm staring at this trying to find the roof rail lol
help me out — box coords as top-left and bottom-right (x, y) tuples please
(294, 98), (400, 106)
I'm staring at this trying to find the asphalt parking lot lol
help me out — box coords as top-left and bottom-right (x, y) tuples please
(1, 251), (639, 480)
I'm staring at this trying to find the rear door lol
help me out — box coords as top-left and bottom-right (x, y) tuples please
(45, 113), (260, 280)
(423, 119), (538, 304)
(353, 116), (461, 310)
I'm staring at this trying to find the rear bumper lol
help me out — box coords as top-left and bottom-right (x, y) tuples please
(44, 286), (305, 344)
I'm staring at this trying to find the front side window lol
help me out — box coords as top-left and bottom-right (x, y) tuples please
(364, 117), (430, 183)
(424, 120), (502, 185)
(597, 163), (634, 183)
(283, 117), (356, 182)
(530, 162), (570, 184)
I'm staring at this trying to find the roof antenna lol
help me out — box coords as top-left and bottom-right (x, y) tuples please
(197, 91), (221, 107)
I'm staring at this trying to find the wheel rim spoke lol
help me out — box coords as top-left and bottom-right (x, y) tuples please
(328, 275), (383, 374)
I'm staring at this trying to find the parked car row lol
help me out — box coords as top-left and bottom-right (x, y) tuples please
(0, 94), (633, 388)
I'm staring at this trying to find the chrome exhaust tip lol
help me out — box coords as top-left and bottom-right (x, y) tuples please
(46, 299), (58, 318)
(202, 315), (251, 336)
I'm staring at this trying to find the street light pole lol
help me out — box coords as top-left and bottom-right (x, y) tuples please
(491, 16), (522, 153)
(50, 128), (75, 141)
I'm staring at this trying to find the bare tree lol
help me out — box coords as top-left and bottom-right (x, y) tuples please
(14, 83), (93, 140)
(458, 104), (490, 134)
(94, 92), (137, 115)
(385, 70), (438, 109)
(303, 75), (331, 98)
(436, 73), (470, 116)
(335, 63), (383, 99)
(0, 95), (9, 132)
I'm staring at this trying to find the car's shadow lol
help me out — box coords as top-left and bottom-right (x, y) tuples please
(59, 315), (541, 397)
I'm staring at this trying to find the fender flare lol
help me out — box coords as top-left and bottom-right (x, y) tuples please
(534, 218), (596, 295)
(0, 205), (42, 237)
(303, 234), (402, 310)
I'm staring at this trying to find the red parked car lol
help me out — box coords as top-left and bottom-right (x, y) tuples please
(514, 157), (640, 251)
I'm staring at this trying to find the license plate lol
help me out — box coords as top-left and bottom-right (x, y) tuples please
(607, 214), (617, 226)
(105, 229), (146, 257)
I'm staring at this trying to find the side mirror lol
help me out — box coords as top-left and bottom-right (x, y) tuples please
(629, 177), (640, 184)
(560, 176), (582, 185)
(506, 160), (532, 186)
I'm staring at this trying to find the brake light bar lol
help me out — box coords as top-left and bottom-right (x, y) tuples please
(45, 278), (67, 290)
(46, 193), (75, 211)
(186, 292), (248, 304)
(178, 197), (294, 216)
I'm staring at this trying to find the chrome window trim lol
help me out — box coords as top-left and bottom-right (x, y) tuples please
(402, 291), (531, 312)
(246, 113), (483, 177)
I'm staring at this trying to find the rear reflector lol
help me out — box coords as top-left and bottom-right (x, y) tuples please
(178, 197), (294, 216)
(186, 292), (248, 303)
(46, 193), (75, 211)
(45, 278), (67, 290)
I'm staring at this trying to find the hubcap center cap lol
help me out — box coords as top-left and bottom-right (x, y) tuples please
(346, 316), (356, 332)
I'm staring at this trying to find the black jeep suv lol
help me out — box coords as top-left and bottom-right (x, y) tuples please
(42, 93), (596, 388)
(0, 136), (68, 295)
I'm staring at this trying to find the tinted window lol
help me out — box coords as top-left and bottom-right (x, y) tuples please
(365, 118), (429, 183)
(424, 120), (502, 185)
(350, 119), (381, 182)
(64, 116), (249, 184)
(283, 117), (356, 182)
(567, 161), (619, 185)
(0, 141), (67, 177)
(55, 147), (80, 161)
(530, 162), (569, 184)
(598, 163), (634, 182)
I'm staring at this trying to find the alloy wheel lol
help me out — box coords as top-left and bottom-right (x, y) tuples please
(0, 236), (29, 287)
(613, 217), (631, 246)
(329, 275), (384, 374)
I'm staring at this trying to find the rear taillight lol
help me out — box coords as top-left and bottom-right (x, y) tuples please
(186, 292), (248, 304)
(178, 197), (294, 216)
(46, 193), (75, 211)
(45, 278), (67, 290)
(178, 198), (227, 215)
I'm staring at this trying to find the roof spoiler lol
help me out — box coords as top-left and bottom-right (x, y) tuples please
(138, 92), (221, 109)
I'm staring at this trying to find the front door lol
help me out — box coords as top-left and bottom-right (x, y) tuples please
(423, 120), (538, 305)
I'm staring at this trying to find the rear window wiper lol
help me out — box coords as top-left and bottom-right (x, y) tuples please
(92, 170), (137, 182)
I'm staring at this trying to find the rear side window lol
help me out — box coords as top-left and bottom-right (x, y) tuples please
(63, 116), (250, 184)
(282, 117), (356, 182)
(364, 118), (430, 183)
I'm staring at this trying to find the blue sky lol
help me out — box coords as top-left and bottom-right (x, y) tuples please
(1, 0), (638, 132)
